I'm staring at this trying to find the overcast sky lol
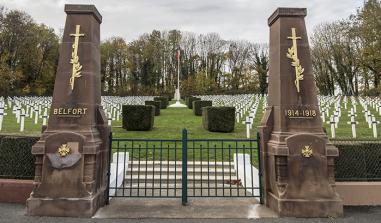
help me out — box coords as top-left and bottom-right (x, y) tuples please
(0, 0), (364, 43)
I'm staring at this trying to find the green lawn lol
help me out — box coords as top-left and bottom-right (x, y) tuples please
(0, 100), (253, 139)
(112, 106), (248, 139)
(1, 97), (380, 140)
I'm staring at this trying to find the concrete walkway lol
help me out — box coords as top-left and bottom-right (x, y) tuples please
(94, 198), (277, 219)
(1, 202), (381, 223)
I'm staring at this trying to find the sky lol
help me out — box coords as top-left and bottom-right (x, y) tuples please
(0, 0), (364, 43)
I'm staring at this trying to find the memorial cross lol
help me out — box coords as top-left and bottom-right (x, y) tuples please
(321, 109), (326, 123)
(367, 111), (372, 128)
(347, 115), (358, 138)
(107, 112), (112, 126)
(245, 116), (251, 139)
(16, 107), (21, 124)
(371, 116), (380, 138)
(20, 109), (25, 132)
(34, 107), (39, 124)
(42, 109), (48, 126)
(333, 112), (339, 128)
(327, 116), (336, 138)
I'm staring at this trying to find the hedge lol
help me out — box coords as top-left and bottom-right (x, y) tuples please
(0, 135), (39, 179)
(154, 96), (169, 109)
(334, 141), (381, 181)
(122, 105), (155, 131)
(193, 100), (212, 116)
(145, 100), (161, 116)
(202, 106), (235, 132)
(186, 96), (201, 109)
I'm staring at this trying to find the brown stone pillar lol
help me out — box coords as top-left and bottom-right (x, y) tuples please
(258, 8), (343, 217)
(26, 4), (110, 217)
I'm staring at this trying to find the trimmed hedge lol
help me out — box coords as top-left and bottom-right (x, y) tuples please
(193, 100), (212, 116)
(0, 136), (39, 179)
(186, 96), (201, 109)
(154, 96), (169, 109)
(145, 100), (161, 116)
(122, 105), (155, 131)
(202, 106), (235, 132)
(334, 141), (381, 181)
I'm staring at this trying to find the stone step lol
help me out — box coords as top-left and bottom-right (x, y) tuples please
(125, 167), (241, 176)
(123, 174), (241, 184)
(126, 161), (235, 169)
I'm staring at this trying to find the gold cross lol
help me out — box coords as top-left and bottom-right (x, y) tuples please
(287, 28), (301, 58)
(301, 145), (313, 158)
(69, 25), (85, 91)
(286, 28), (304, 93)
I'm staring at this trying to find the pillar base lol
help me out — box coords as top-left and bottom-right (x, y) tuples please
(26, 188), (106, 217)
(268, 192), (343, 218)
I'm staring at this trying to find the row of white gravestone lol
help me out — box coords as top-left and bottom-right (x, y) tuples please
(196, 94), (265, 139)
(319, 96), (380, 138)
(102, 96), (155, 126)
(0, 96), (51, 132)
(359, 98), (380, 138)
(0, 96), (157, 131)
(0, 95), (379, 138)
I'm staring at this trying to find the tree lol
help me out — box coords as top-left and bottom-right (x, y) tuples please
(354, 0), (381, 93)
(0, 8), (59, 96)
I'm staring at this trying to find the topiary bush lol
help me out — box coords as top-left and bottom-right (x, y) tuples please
(193, 100), (212, 116)
(202, 106), (235, 132)
(145, 100), (161, 116)
(0, 136), (39, 179)
(334, 141), (381, 181)
(122, 105), (155, 131)
(186, 96), (201, 109)
(154, 96), (169, 109)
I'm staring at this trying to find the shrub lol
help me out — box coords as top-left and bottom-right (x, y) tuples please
(0, 136), (39, 179)
(145, 100), (161, 116)
(334, 141), (381, 181)
(202, 106), (235, 132)
(193, 100), (212, 116)
(154, 96), (169, 109)
(186, 96), (201, 109)
(122, 105), (155, 131)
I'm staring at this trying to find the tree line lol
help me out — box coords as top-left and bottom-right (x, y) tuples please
(100, 31), (269, 96)
(0, 7), (59, 96)
(0, 1), (379, 96)
(311, 0), (381, 96)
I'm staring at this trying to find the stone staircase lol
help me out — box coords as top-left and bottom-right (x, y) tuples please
(118, 161), (251, 197)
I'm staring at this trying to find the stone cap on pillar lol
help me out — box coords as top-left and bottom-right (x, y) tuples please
(268, 8), (306, 26)
(64, 4), (102, 23)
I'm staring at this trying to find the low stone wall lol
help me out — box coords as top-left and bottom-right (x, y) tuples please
(336, 182), (381, 206)
(0, 179), (34, 203)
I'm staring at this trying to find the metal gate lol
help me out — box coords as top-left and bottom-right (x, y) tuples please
(106, 129), (262, 205)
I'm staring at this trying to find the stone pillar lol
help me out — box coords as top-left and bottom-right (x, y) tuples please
(27, 4), (110, 217)
(258, 8), (343, 217)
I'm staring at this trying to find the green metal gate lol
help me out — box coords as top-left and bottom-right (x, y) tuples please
(106, 129), (262, 205)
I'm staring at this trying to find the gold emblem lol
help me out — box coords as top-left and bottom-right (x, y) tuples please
(301, 145), (313, 158)
(287, 28), (304, 93)
(57, 144), (71, 157)
(69, 25), (85, 91)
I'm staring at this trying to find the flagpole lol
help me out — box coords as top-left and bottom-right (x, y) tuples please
(169, 47), (186, 107)
(177, 52), (180, 93)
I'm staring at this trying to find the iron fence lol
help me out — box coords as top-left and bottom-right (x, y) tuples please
(106, 129), (262, 205)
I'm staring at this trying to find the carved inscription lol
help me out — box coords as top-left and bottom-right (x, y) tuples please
(52, 107), (88, 117)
